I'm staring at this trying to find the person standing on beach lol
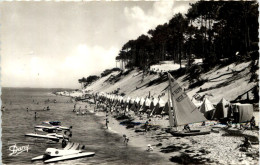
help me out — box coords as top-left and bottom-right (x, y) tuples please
(144, 119), (151, 132)
(123, 134), (129, 145)
(105, 110), (109, 129)
(34, 112), (38, 119)
(249, 116), (256, 130)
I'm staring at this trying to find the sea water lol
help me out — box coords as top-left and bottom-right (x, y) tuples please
(1, 88), (167, 164)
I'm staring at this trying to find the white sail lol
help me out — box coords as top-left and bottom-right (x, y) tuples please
(168, 73), (207, 126)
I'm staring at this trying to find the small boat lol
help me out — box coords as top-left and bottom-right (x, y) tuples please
(43, 121), (61, 126)
(32, 143), (95, 163)
(44, 152), (95, 163)
(35, 125), (70, 131)
(166, 73), (210, 136)
(25, 133), (60, 141)
(35, 121), (71, 130)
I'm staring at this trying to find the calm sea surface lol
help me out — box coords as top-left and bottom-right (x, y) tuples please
(1, 88), (167, 165)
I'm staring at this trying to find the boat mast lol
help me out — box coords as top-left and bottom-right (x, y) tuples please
(167, 87), (175, 128)
(168, 73), (178, 131)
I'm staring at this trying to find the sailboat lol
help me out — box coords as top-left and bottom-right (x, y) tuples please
(166, 73), (210, 137)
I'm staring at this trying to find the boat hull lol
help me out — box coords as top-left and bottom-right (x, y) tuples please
(35, 125), (70, 130)
(44, 152), (95, 163)
(25, 133), (59, 141)
(31, 155), (44, 161)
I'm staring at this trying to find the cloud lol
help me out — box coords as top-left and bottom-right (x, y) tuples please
(1, 2), (192, 88)
(122, 1), (174, 38)
(1, 45), (118, 88)
(121, 1), (190, 39)
(61, 44), (118, 76)
(173, 5), (190, 15)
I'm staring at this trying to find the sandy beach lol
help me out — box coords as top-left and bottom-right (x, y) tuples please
(76, 101), (259, 165)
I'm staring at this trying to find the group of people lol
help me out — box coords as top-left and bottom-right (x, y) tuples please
(61, 129), (73, 148)
(226, 116), (256, 130)
(43, 106), (51, 111)
(73, 104), (88, 115)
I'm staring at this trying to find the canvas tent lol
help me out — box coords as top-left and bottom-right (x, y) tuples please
(150, 98), (158, 110)
(161, 102), (170, 115)
(191, 97), (203, 108)
(199, 98), (215, 120)
(212, 98), (231, 120)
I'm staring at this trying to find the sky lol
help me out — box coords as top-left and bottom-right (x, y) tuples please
(1, 1), (193, 89)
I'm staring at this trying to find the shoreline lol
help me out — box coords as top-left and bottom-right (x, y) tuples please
(75, 101), (259, 165)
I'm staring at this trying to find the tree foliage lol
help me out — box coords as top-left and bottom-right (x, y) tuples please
(115, 1), (259, 70)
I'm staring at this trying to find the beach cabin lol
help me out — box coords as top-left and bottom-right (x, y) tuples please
(231, 103), (253, 123)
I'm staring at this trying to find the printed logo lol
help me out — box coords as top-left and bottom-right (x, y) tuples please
(9, 143), (30, 156)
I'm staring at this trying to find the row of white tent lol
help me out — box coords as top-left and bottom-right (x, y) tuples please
(96, 92), (254, 122)
(96, 93), (169, 115)
(96, 92), (165, 107)
(95, 92), (217, 117)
